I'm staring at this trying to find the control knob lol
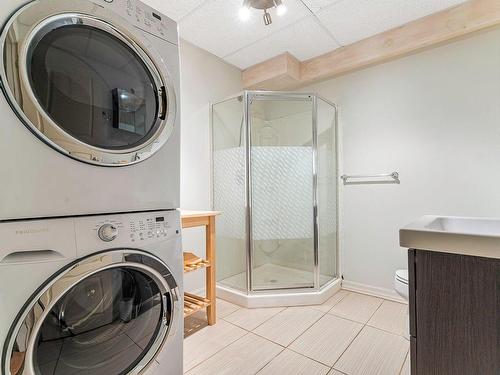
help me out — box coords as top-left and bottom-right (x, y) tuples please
(98, 224), (118, 242)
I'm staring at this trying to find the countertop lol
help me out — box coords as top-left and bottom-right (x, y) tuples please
(399, 215), (500, 259)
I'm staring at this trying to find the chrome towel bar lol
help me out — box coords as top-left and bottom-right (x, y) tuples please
(341, 172), (399, 182)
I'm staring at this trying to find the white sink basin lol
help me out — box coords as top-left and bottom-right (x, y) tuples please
(400, 215), (500, 259)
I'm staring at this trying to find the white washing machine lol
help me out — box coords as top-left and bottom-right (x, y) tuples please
(0, 0), (180, 220)
(0, 209), (183, 375)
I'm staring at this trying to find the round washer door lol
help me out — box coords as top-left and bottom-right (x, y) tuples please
(3, 250), (180, 375)
(0, 0), (177, 166)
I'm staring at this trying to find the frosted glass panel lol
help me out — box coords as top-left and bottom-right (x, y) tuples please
(213, 147), (245, 239)
(215, 147), (313, 240)
(252, 147), (313, 240)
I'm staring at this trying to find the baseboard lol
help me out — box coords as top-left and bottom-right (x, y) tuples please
(342, 280), (407, 303)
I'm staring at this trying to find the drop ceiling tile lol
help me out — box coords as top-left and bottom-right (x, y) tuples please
(180, 0), (311, 58)
(225, 16), (339, 69)
(141, 0), (205, 21)
(317, 0), (467, 45)
(300, 0), (343, 13)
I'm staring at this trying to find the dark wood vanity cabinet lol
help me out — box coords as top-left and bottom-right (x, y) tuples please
(408, 249), (500, 375)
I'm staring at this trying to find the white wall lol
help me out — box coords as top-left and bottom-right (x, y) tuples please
(179, 40), (242, 291)
(306, 28), (500, 297)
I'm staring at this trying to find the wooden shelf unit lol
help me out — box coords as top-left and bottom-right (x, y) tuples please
(181, 210), (221, 325)
(183, 293), (211, 317)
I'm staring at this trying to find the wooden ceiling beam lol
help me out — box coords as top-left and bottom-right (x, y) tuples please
(242, 0), (500, 90)
(242, 52), (301, 89)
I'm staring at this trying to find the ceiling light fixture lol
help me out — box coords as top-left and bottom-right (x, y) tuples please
(239, 0), (287, 25)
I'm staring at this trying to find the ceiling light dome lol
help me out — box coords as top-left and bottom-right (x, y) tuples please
(239, 0), (287, 25)
(239, 5), (251, 21)
(276, 2), (287, 16)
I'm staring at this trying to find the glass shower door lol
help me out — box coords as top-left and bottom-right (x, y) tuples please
(248, 93), (315, 290)
(317, 98), (338, 286)
(212, 96), (247, 291)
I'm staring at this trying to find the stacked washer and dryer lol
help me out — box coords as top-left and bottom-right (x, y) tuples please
(0, 0), (183, 374)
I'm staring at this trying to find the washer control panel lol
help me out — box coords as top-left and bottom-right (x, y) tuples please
(129, 215), (171, 242)
(75, 210), (180, 254)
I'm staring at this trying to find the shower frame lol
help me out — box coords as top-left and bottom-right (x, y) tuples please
(211, 90), (341, 305)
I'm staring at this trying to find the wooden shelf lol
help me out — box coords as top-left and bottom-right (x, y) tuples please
(184, 260), (210, 273)
(183, 292), (211, 318)
(183, 251), (211, 273)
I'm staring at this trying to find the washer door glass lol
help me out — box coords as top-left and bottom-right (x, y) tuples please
(33, 267), (168, 375)
(29, 25), (159, 151)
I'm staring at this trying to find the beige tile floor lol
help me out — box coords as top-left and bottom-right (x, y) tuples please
(183, 290), (410, 375)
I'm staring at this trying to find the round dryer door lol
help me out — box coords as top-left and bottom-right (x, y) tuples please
(3, 250), (180, 375)
(0, 0), (177, 166)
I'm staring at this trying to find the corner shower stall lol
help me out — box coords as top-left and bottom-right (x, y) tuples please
(212, 91), (339, 307)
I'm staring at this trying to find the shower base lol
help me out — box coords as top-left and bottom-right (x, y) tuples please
(217, 264), (341, 308)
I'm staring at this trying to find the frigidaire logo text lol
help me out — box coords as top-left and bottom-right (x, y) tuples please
(15, 228), (49, 235)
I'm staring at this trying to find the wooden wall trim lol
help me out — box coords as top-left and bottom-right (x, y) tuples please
(242, 0), (500, 90)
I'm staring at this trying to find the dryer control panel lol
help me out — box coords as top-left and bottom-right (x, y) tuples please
(95, 0), (178, 44)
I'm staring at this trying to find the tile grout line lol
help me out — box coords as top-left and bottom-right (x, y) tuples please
(243, 329), (287, 349)
(330, 319), (368, 371)
(326, 295), (385, 326)
(365, 322), (409, 338)
(285, 310), (328, 348)
(222, 308), (335, 370)
(329, 297), (388, 371)
(185, 320), (287, 375)
(285, 346), (337, 369)
(304, 290), (350, 316)
(183, 322), (248, 373)
(253, 345), (287, 375)
(184, 331), (254, 374)
(364, 299), (410, 338)
(366, 298), (385, 323)
(321, 290), (351, 314)
(221, 309), (324, 350)
(221, 317), (286, 349)
(247, 292), (352, 349)
(326, 311), (372, 326)
(397, 349), (410, 375)
(223, 306), (286, 332)
(330, 314), (409, 374)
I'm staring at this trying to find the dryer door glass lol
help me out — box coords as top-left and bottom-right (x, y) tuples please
(29, 25), (159, 151)
(32, 267), (170, 375)
(1, 2), (178, 166)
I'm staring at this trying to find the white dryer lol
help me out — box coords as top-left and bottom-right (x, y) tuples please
(0, 209), (183, 374)
(0, 0), (180, 220)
